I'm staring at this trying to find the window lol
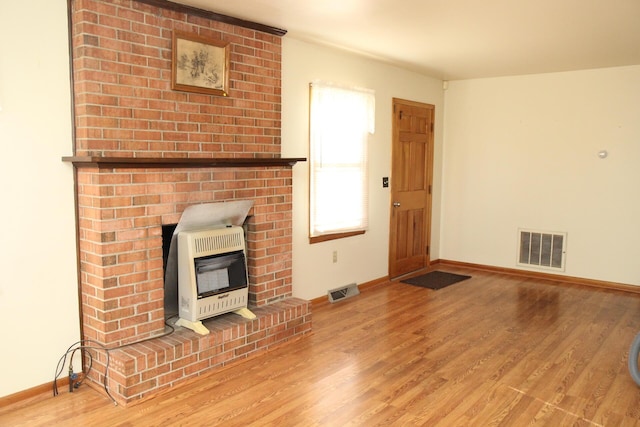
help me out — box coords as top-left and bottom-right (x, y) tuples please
(309, 81), (375, 242)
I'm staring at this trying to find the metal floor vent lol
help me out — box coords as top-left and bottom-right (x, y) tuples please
(328, 283), (360, 303)
(517, 229), (567, 271)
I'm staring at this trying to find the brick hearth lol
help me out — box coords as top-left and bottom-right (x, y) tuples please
(107, 299), (310, 405)
(67, 0), (311, 405)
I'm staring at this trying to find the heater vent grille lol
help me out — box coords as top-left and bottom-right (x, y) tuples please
(517, 229), (566, 271)
(192, 227), (244, 256)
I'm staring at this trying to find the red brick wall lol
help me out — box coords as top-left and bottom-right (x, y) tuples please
(71, 0), (293, 347)
(72, 0), (282, 158)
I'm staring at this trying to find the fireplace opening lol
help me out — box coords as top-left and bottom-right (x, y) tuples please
(162, 223), (179, 319)
(162, 223), (177, 284)
(162, 221), (256, 335)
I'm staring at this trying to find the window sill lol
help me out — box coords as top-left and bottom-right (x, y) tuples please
(309, 230), (365, 244)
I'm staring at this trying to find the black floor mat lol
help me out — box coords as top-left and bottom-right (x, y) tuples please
(401, 271), (471, 290)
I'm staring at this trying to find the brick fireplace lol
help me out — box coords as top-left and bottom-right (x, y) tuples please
(64, 0), (311, 405)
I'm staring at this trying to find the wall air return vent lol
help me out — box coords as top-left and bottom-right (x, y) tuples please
(517, 229), (567, 271)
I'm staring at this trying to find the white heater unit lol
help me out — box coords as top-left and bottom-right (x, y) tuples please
(176, 226), (255, 335)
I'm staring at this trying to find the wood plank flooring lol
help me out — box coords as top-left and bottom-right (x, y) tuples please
(3, 268), (640, 426)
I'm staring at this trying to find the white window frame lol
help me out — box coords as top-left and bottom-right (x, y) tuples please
(309, 81), (375, 242)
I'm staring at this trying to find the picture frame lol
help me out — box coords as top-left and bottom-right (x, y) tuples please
(171, 30), (230, 97)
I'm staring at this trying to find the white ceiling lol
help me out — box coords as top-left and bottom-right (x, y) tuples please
(173, 0), (640, 80)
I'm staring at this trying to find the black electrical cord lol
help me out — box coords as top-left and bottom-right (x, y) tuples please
(53, 318), (176, 405)
(53, 340), (116, 405)
(110, 318), (176, 350)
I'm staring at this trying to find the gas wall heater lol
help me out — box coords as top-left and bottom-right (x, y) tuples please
(175, 226), (255, 335)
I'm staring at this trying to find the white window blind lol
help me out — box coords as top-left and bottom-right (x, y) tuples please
(309, 81), (375, 238)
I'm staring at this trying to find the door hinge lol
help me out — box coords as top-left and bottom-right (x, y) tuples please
(428, 185), (432, 195)
(399, 110), (403, 119)
(430, 122), (434, 132)
(426, 245), (430, 256)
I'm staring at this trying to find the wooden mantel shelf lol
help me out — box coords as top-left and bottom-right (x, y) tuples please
(62, 156), (306, 169)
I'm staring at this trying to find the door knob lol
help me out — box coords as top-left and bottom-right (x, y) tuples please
(393, 202), (400, 207)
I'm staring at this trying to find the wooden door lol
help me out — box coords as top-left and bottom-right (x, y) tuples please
(389, 98), (434, 278)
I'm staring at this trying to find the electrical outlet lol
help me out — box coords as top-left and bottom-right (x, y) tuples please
(332, 250), (338, 263)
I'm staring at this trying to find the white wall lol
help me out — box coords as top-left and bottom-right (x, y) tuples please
(442, 66), (640, 285)
(0, 1), (80, 397)
(282, 38), (444, 300)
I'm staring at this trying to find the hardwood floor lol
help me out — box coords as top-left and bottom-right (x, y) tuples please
(3, 268), (640, 426)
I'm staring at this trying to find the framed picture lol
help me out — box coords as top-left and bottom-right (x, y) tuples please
(171, 31), (230, 97)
